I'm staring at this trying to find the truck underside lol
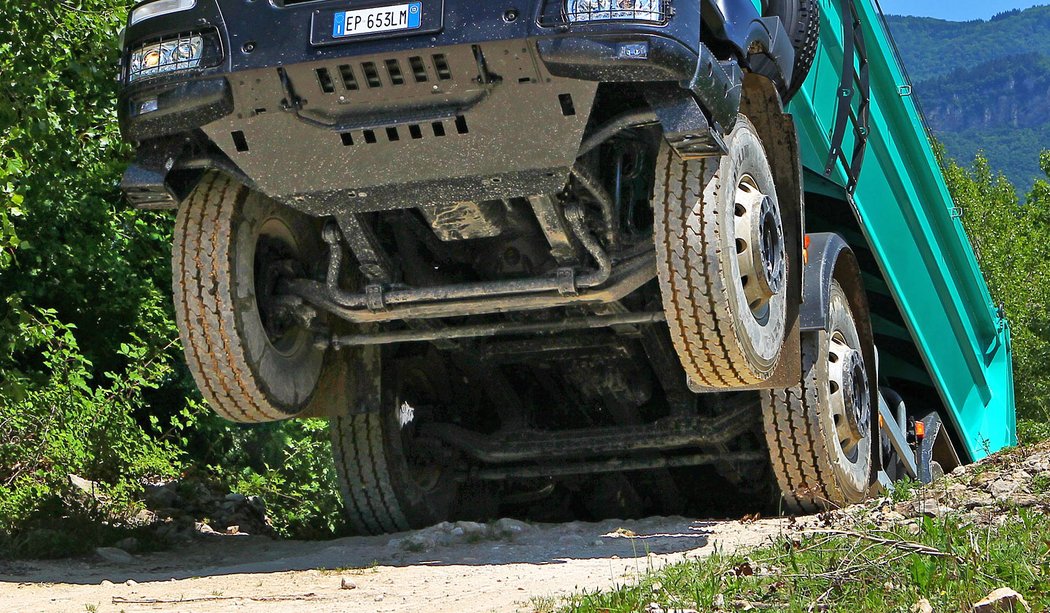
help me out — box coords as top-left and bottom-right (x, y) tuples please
(119, 0), (1014, 532)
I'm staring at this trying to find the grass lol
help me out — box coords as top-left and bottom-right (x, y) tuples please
(559, 512), (1050, 612)
(320, 560), (380, 575)
(530, 595), (560, 613)
(889, 476), (920, 503)
(1034, 473), (1050, 496)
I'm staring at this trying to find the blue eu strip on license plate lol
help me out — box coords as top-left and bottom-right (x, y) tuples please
(333, 2), (422, 38)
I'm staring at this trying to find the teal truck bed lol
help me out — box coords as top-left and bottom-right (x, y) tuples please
(786, 0), (1016, 458)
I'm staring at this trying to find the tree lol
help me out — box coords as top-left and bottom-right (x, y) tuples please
(942, 149), (1050, 425)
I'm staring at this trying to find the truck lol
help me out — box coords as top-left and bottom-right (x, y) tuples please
(117, 0), (1016, 532)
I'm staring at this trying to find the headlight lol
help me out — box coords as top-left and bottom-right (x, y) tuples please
(566, 0), (664, 23)
(130, 0), (196, 26)
(128, 34), (204, 82)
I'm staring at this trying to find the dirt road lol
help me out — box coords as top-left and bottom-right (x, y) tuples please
(0, 515), (794, 612)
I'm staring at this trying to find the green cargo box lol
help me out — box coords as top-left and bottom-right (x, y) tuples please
(782, 0), (1016, 459)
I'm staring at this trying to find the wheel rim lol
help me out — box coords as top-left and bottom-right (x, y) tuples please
(254, 218), (311, 357)
(827, 331), (871, 459)
(733, 174), (786, 325)
(394, 366), (446, 493)
(820, 288), (872, 498)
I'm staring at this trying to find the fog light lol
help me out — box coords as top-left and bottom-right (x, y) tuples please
(566, 0), (663, 22)
(128, 34), (203, 82)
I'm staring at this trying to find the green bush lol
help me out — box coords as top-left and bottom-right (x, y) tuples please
(0, 307), (184, 555)
(942, 150), (1050, 424)
(206, 418), (346, 539)
(1, 1), (348, 550)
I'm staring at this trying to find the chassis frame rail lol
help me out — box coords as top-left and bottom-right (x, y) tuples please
(422, 401), (758, 464)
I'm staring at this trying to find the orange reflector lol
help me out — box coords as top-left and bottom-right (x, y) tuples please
(914, 420), (926, 440)
(803, 235), (811, 265)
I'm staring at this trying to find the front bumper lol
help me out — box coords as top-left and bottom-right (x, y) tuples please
(119, 0), (705, 138)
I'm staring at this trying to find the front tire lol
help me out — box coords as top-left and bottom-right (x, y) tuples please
(766, 0), (821, 102)
(653, 115), (789, 389)
(173, 172), (326, 423)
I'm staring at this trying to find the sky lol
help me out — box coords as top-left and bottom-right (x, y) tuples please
(877, 0), (1047, 21)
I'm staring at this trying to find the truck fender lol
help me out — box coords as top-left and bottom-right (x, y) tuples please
(700, 0), (796, 93)
(800, 232), (860, 333)
(122, 136), (253, 210)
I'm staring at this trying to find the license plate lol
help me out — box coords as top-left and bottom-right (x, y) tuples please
(333, 2), (422, 38)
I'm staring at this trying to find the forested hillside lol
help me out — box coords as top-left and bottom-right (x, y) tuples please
(886, 7), (1050, 191)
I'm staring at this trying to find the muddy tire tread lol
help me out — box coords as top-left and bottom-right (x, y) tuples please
(762, 284), (863, 513)
(653, 140), (764, 388)
(330, 412), (412, 535)
(172, 173), (286, 423)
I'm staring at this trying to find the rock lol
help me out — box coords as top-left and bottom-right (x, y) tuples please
(68, 474), (103, 499)
(895, 501), (919, 517)
(99, 580), (114, 587)
(225, 525), (240, 535)
(912, 598), (934, 613)
(95, 547), (134, 565)
(712, 594), (726, 609)
(919, 501), (955, 518)
(340, 578), (357, 590)
(399, 533), (437, 552)
(125, 579), (138, 587)
(972, 587), (1031, 613)
(971, 471), (1001, 489)
(144, 484), (180, 509)
(494, 518), (532, 537)
(558, 534), (585, 546)
(247, 495), (266, 513)
(960, 491), (994, 510)
(880, 511), (906, 523)
(1009, 494), (1041, 508)
(989, 479), (1025, 499)
(130, 509), (157, 527)
(114, 537), (140, 553)
(195, 522), (216, 535)
(224, 493), (247, 504)
(453, 521), (487, 539)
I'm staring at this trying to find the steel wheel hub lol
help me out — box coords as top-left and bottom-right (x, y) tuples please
(828, 334), (870, 454)
(734, 175), (786, 323)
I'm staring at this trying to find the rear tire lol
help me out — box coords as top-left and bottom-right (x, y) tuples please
(330, 355), (458, 534)
(761, 280), (874, 513)
(173, 172), (326, 423)
(653, 115), (788, 389)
